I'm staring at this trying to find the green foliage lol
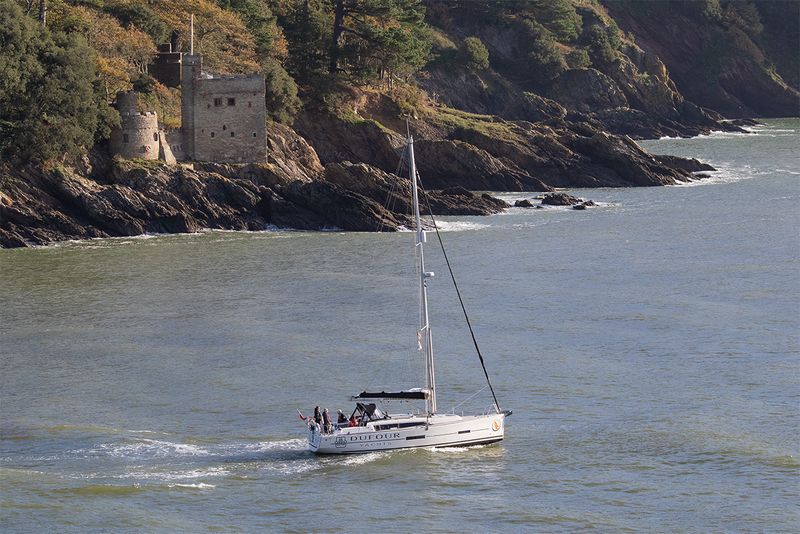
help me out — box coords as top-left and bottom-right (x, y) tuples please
(103, 1), (170, 43)
(722, 1), (763, 38)
(519, 19), (567, 86)
(276, 0), (332, 83)
(527, 0), (581, 42)
(327, 0), (431, 84)
(0, 0), (117, 163)
(566, 48), (591, 69)
(461, 36), (490, 70)
(216, 0), (285, 62)
(263, 59), (302, 124)
(586, 24), (619, 65)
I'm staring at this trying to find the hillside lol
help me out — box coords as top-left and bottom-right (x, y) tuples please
(1, 0), (797, 247)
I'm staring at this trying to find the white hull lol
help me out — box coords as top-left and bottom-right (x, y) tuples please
(308, 412), (506, 454)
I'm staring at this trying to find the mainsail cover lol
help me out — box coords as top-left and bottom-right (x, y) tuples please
(352, 390), (429, 400)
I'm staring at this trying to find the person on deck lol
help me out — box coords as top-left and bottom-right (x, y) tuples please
(337, 409), (347, 425)
(322, 408), (332, 434)
(313, 406), (322, 427)
(348, 415), (357, 427)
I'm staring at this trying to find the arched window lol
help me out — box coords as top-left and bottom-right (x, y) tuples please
(153, 132), (158, 141)
(230, 132), (235, 137)
(222, 125), (227, 131)
(123, 133), (129, 143)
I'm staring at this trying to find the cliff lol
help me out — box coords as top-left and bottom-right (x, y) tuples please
(603, 1), (800, 118)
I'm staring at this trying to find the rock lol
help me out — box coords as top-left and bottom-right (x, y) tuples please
(323, 161), (507, 216)
(653, 155), (715, 173)
(573, 200), (596, 210)
(547, 68), (628, 113)
(514, 199), (534, 208)
(542, 192), (583, 206)
(414, 139), (551, 192)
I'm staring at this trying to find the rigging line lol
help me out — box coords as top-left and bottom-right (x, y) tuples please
(416, 172), (502, 414)
(379, 148), (408, 232)
(451, 384), (489, 412)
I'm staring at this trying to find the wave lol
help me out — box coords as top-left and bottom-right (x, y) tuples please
(673, 163), (773, 187)
(431, 220), (491, 232)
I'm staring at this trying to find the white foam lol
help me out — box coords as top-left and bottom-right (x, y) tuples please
(339, 451), (387, 465)
(167, 483), (215, 489)
(427, 444), (489, 453)
(80, 438), (210, 458)
(120, 467), (228, 481)
(432, 220), (490, 232)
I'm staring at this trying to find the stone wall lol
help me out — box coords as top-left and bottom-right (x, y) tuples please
(163, 129), (185, 162)
(149, 43), (182, 88)
(192, 75), (267, 163)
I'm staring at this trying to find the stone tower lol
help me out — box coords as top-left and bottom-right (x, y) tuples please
(109, 92), (160, 160)
(181, 53), (202, 160)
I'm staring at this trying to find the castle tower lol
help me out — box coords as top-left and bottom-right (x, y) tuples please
(181, 15), (201, 160)
(109, 91), (160, 160)
(181, 53), (201, 160)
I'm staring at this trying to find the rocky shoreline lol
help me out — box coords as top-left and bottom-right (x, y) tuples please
(0, 114), (720, 249)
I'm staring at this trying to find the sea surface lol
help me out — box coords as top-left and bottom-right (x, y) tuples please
(1, 119), (798, 532)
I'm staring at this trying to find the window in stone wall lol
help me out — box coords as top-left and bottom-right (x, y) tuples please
(230, 132), (235, 137)
(153, 133), (158, 141)
(222, 125), (226, 131)
(211, 132), (215, 138)
(214, 98), (222, 107)
(123, 133), (129, 143)
(227, 98), (236, 106)
(252, 132), (257, 137)
(248, 101), (252, 108)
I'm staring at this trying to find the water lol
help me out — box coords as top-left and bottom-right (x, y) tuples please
(1, 119), (798, 532)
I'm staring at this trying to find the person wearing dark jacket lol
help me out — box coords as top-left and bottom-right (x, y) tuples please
(322, 408), (332, 434)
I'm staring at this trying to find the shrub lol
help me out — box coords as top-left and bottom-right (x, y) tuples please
(461, 36), (490, 70)
(263, 59), (302, 124)
(566, 48), (591, 69)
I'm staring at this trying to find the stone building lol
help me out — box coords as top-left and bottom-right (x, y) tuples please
(149, 42), (182, 88)
(181, 53), (267, 163)
(111, 34), (267, 164)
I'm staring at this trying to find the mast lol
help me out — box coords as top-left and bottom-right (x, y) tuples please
(408, 134), (437, 415)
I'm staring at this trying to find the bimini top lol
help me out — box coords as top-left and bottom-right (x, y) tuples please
(352, 389), (429, 401)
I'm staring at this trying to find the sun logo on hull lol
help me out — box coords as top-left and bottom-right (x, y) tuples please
(492, 420), (501, 432)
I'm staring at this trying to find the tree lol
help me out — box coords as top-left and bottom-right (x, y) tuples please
(263, 58), (302, 123)
(0, 0), (118, 162)
(103, 1), (170, 44)
(278, 0), (332, 83)
(327, 0), (430, 84)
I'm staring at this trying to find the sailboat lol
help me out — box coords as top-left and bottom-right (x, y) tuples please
(307, 131), (510, 454)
